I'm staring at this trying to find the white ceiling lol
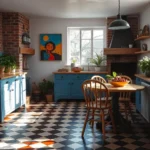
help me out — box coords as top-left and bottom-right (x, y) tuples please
(0, 0), (149, 18)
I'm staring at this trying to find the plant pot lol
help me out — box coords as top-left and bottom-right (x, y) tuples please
(45, 94), (53, 103)
(71, 63), (75, 71)
(5, 67), (11, 73)
(0, 66), (5, 74)
(145, 70), (150, 77)
(94, 66), (101, 72)
(11, 69), (16, 73)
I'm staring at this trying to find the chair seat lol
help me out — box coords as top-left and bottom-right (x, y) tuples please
(119, 97), (130, 102)
(101, 97), (112, 101)
(88, 101), (111, 109)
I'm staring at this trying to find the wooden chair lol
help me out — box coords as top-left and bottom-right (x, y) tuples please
(119, 75), (134, 121)
(91, 75), (112, 101)
(81, 79), (116, 140)
(91, 75), (107, 83)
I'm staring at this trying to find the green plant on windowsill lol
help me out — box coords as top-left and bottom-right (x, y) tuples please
(138, 56), (150, 77)
(90, 53), (106, 71)
(90, 53), (106, 66)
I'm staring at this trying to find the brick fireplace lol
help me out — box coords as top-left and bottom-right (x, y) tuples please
(107, 55), (137, 79)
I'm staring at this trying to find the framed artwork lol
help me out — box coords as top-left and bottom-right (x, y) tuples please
(40, 34), (62, 61)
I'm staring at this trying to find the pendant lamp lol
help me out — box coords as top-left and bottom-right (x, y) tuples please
(108, 0), (130, 30)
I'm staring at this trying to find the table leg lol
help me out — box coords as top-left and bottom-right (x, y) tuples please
(111, 92), (132, 133)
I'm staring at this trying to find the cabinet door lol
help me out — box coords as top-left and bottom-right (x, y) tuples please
(1, 78), (15, 118)
(136, 78), (141, 112)
(70, 80), (84, 99)
(54, 74), (70, 101)
(15, 78), (21, 109)
(20, 75), (26, 106)
(70, 74), (86, 99)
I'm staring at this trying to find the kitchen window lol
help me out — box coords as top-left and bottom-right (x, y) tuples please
(67, 27), (106, 65)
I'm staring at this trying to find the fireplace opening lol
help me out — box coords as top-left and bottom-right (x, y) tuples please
(111, 62), (137, 80)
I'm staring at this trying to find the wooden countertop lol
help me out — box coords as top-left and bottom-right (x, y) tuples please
(53, 71), (108, 74)
(135, 74), (150, 83)
(0, 72), (27, 80)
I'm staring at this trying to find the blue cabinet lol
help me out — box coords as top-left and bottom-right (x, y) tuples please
(0, 74), (26, 122)
(54, 73), (106, 102)
(136, 77), (141, 112)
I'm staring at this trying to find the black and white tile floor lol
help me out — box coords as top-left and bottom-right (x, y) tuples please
(0, 101), (150, 150)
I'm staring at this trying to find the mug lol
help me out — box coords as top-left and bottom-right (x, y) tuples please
(129, 44), (133, 48)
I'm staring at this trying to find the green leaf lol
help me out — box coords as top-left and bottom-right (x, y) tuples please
(112, 72), (117, 77)
(106, 75), (113, 79)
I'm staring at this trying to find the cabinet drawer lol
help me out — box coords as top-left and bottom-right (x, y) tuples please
(55, 74), (69, 80)
(72, 74), (88, 80)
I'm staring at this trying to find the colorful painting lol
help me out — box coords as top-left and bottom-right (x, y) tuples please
(40, 34), (62, 61)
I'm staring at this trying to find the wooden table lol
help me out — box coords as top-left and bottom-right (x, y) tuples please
(97, 83), (145, 132)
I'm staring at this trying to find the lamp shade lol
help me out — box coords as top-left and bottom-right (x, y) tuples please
(108, 19), (130, 30)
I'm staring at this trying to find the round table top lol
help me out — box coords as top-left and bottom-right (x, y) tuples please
(104, 83), (145, 92)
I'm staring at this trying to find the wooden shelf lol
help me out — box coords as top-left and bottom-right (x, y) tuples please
(104, 48), (140, 55)
(134, 36), (150, 41)
(20, 48), (35, 55)
(135, 50), (150, 54)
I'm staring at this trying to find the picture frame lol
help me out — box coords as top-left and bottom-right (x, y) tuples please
(40, 34), (62, 61)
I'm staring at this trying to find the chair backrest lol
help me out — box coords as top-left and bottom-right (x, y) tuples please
(82, 79), (110, 109)
(119, 75), (132, 100)
(91, 75), (107, 83)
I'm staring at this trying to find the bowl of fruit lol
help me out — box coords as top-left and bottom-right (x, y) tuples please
(106, 72), (129, 87)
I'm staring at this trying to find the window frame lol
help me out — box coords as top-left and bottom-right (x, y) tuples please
(67, 27), (106, 66)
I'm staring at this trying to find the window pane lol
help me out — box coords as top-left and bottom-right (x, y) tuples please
(93, 40), (103, 57)
(70, 39), (80, 64)
(70, 30), (80, 40)
(93, 39), (103, 49)
(81, 40), (91, 65)
(93, 30), (103, 39)
(81, 30), (91, 39)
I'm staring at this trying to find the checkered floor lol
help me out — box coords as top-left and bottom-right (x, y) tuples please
(0, 101), (150, 150)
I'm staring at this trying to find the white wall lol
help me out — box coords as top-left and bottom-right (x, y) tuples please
(137, 4), (150, 73)
(28, 18), (106, 82)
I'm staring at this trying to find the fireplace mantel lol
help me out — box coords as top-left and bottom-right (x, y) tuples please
(104, 48), (140, 55)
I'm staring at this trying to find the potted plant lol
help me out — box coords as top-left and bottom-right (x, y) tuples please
(90, 53), (106, 71)
(39, 79), (54, 102)
(138, 56), (150, 77)
(71, 57), (77, 71)
(4, 55), (17, 73)
(0, 55), (7, 73)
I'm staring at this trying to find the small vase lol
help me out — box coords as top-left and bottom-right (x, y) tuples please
(145, 70), (150, 77)
(71, 63), (75, 71)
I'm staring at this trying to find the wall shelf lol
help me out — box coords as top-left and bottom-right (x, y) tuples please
(135, 51), (150, 54)
(134, 36), (150, 41)
(19, 48), (35, 55)
(104, 48), (140, 55)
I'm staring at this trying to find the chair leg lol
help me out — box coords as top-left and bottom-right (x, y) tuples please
(109, 108), (116, 133)
(82, 110), (90, 137)
(124, 102), (128, 120)
(101, 110), (105, 140)
(127, 102), (134, 122)
(91, 109), (95, 128)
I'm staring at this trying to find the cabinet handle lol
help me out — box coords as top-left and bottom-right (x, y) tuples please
(61, 76), (63, 79)
(6, 81), (9, 84)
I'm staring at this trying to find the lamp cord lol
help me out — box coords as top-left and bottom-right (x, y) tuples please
(118, 0), (121, 19)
